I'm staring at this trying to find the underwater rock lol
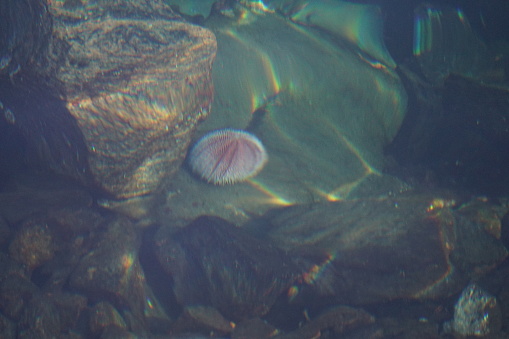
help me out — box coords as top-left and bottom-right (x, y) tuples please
(443, 283), (501, 337)
(0, 274), (38, 321)
(163, 0), (407, 228)
(270, 0), (396, 68)
(231, 318), (278, 339)
(396, 74), (509, 196)
(0, 313), (15, 339)
(47, 207), (106, 235)
(52, 293), (87, 333)
(170, 305), (235, 337)
(60, 332), (85, 339)
(273, 305), (375, 339)
(9, 215), (57, 271)
(89, 301), (127, 337)
(154, 216), (301, 320)
(203, 2), (405, 171)
(100, 325), (138, 339)
(167, 0), (218, 18)
(17, 295), (61, 339)
(0, 253), (37, 320)
(0, 252), (29, 285)
(413, 3), (504, 85)
(68, 217), (145, 312)
(264, 192), (508, 304)
(0, 0), (216, 199)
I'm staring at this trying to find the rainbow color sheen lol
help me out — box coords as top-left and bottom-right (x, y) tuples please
(188, 129), (268, 185)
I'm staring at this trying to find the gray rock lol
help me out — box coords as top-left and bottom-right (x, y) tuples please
(89, 301), (127, 336)
(0, 312), (16, 339)
(155, 216), (301, 320)
(167, 0), (218, 18)
(231, 318), (278, 339)
(170, 305), (235, 337)
(47, 206), (105, 234)
(52, 293), (88, 332)
(162, 0), (408, 228)
(9, 216), (57, 271)
(264, 192), (508, 304)
(17, 295), (61, 339)
(273, 305), (375, 339)
(100, 325), (138, 339)
(443, 283), (501, 337)
(0, 254), (37, 320)
(414, 3), (503, 85)
(69, 217), (144, 311)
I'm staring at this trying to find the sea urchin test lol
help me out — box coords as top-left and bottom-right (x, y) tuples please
(188, 128), (268, 185)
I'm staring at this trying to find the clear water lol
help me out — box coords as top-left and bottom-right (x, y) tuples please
(0, 0), (508, 338)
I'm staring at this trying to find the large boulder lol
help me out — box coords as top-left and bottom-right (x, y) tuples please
(161, 0), (408, 227)
(0, 0), (216, 199)
(262, 192), (508, 304)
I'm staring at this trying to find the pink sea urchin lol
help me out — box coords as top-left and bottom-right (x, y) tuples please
(188, 128), (268, 185)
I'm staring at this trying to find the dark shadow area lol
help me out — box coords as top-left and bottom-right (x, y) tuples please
(0, 76), (92, 190)
(0, 108), (26, 190)
(139, 224), (182, 320)
(387, 74), (509, 196)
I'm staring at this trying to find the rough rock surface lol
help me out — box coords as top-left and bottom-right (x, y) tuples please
(0, 0), (216, 198)
(68, 217), (144, 311)
(263, 192), (508, 304)
(154, 216), (302, 321)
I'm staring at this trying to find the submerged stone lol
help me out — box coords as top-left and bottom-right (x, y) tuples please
(100, 325), (138, 339)
(170, 305), (235, 337)
(443, 283), (501, 337)
(17, 295), (61, 339)
(413, 3), (503, 85)
(163, 1), (407, 227)
(9, 216), (57, 271)
(0, 255), (37, 320)
(154, 216), (301, 320)
(167, 0), (218, 18)
(68, 217), (144, 311)
(52, 293), (87, 333)
(0, 313), (15, 339)
(0, 275), (38, 321)
(47, 207), (106, 235)
(89, 301), (127, 337)
(270, 0), (397, 68)
(231, 318), (278, 339)
(263, 192), (508, 304)
(0, 0), (216, 199)
(272, 305), (375, 339)
(389, 74), (509, 196)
